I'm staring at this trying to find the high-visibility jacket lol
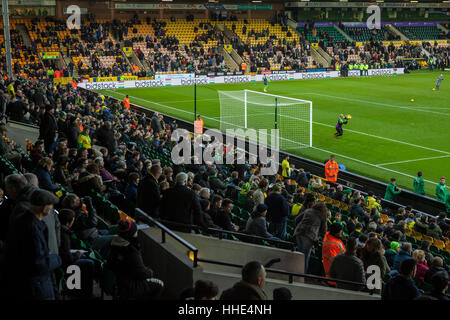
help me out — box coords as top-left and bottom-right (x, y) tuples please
(365, 196), (382, 212)
(194, 119), (203, 135)
(281, 159), (290, 178)
(123, 97), (130, 109)
(322, 232), (345, 280)
(77, 134), (92, 149)
(241, 62), (246, 72)
(325, 159), (339, 182)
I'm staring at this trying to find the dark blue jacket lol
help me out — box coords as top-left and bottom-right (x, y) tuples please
(384, 249), (398, 268)
(33, 166), (59, 192)
(265, 192), (289, 223)
(124, 182), (138, 203)
(5, 210), (62, 299)
(382, 274), (421, 300)
(393, 249), (412, 271)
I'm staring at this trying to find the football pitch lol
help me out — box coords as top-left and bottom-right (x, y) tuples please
(97, 70), (450, 198)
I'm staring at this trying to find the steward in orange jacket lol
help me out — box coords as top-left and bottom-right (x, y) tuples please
(322, 223), (345, 284)
(325, 154), (339, 182)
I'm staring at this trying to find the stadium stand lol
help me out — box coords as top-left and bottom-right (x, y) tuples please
(397, 26), (448, 40)
(0, 5), (449, 302)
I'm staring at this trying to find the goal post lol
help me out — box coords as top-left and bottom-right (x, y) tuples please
(218, 89), (312, 151)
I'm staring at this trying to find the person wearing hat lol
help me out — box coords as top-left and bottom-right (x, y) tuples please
(385, 241), (400, 268)
(57, 111), (67, 139)
(245, 203), (279, 240)
(106, 219), (164, 300)
(238, 183), (250, 208)
(5, 188), (62, 300)
(208, 167), (227, 196)
(41, 104), (58, 154)
(193, 166), (209, 188)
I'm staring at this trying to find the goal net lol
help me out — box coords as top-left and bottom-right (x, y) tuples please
(218, 89), (312, 151)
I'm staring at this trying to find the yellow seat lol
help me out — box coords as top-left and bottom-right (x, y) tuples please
(434, 239), (445, 250)
(422, 235), (434, 244)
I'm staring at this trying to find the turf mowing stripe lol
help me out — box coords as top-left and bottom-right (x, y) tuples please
(375, 155), (450, 167)
(102, 89), (447, 189)
(209, 108), (450, 155)
(304, 92), (450, 118)
(104, 89), (450, 155)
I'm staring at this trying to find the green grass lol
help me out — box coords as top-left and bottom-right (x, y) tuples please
(97, 70), (450, 198)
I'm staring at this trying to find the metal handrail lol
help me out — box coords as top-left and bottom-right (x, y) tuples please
(135, 208), (199, 267)
(155, 218), (296, 251)
(136, 208), (374, 293)
(196, 258), (371, 291)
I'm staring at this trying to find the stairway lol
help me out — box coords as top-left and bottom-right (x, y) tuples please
(312, 46), (331, 67)
(62, 54), (79, 78)
(17, 24), (32, 47)
(386, 24), (409, 41)
(217, 25), (248, 66)
(219, 46), (239, 72)
(333, 24), (354, 43)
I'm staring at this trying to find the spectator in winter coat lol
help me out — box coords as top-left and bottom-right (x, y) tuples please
(214, 198), (239, 232)
(412, 249), (429, 283)
(220, 261), (267, 300)
(124, 172), (140, 204)
(245, 203), (278, 240)
(294, 201), (328, 272)
(5, 189), (61, 300)
(382, 259), (421, 300)
(385, 241), (400, 268)
(160, 172), (205, 233)
(106, 220), (164, 300)
(424, 257), (446, 284)
(265, 184), (289, 240)
(393, 242), (413, 272)
(32, 157), (59, 192)
(137, 165), (162, 218)
(40, 105), (58, 154)
(329, 237), (366, 291)
(360, 237), (390, 283)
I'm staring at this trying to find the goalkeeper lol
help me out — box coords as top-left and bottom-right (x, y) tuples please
(263, 74), (269, 92)
(435, 74), (443, 91)
(334, 114), (351, 138)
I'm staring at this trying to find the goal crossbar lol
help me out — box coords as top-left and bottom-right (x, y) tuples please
(218, 89), (313, 150)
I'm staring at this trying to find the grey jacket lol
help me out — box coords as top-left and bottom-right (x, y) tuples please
(252, 189), (265, 211)
(245, 215), (273, 239)
(329, 253), (366, 291)
(43, 210), (61, 255)
(293, 207), (327, 242)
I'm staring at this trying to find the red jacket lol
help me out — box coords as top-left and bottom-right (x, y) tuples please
(414, 260), (429, 282)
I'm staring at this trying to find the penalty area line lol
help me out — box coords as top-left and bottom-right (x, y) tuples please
(375, 155), (450, 167)
(310, 146), (443, 188)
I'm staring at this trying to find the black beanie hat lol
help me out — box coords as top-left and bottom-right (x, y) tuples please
(118, 219), (138, 239)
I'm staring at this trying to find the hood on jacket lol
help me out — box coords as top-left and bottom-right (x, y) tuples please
(77, 173), (97, 184)
(111, 235), (130, 247)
